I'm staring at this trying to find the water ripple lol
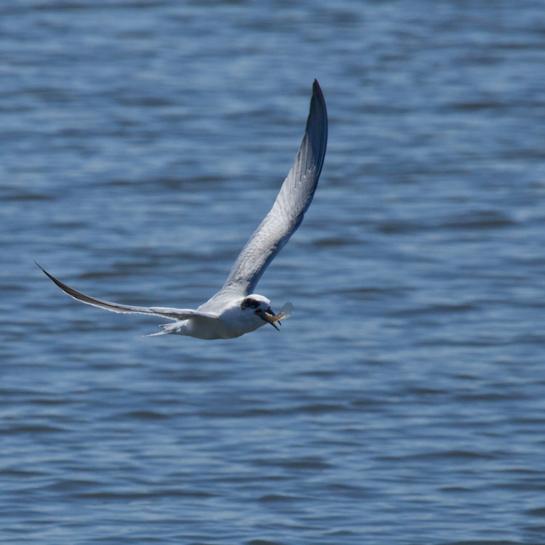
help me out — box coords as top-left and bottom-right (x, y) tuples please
(3, 1), (545, 544)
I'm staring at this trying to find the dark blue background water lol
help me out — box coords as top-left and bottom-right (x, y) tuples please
(3, 1), (545, 544)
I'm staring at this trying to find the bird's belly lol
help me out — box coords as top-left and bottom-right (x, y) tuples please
(175, 317), (263, 340)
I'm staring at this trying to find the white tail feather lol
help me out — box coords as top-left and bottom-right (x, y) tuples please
(146, 322), (179, 337)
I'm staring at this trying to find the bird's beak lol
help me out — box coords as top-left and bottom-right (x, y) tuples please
(257, 308), (282, 331)
(257, 303), (293, 331)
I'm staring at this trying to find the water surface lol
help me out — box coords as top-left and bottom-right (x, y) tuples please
(3, 1), (545, 544)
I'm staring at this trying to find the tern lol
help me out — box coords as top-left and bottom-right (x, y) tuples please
(37, 80), (328, 339)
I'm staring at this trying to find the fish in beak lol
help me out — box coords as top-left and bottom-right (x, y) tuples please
(257, 303), (293, 331)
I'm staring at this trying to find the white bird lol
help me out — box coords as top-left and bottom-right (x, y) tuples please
(37, 80), (328, 339)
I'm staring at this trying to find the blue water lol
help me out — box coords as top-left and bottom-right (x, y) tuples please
(3, 1), (545, 544)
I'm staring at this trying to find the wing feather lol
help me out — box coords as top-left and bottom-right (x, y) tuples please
(36, 263), (215, 321)
(204, 80), (327, 308)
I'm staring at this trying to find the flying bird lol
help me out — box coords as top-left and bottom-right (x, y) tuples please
(38, 80), (328, 339)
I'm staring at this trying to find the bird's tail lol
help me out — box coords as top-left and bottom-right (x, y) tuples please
(146, 322), (179, 337)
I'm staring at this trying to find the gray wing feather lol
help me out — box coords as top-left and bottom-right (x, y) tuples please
(37, 263), (216, 321)
(216, 80), (327, 299)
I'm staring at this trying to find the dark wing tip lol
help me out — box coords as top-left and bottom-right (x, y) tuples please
(35, 261), (135, 314)
(306, 79), (328, 179)
(312, 79), (323, 98)
(312, 79), (326, 112)
(310, 79), (326, 115)
(35, 260), (55, 282)
(36, 262), (96, 307)
(309, 79), (327, 124)
(35, 261), (77, 296)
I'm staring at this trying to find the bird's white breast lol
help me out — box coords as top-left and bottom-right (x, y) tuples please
(168, 306), (265, 339)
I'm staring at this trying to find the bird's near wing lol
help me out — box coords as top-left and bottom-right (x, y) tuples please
(36, 263), (216, 321)
(204, 80), (327, 309)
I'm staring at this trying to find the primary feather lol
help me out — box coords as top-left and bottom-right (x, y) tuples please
(201, 80), (327, 312)
(35, 262), (215, 321)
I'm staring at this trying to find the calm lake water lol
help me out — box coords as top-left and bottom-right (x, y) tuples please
(3, 1), (545, 544)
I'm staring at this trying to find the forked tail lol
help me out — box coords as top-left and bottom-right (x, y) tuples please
(146, 322), (180, 337)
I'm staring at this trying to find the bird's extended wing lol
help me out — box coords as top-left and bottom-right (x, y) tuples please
(36, 263), (216, 321)
(205, 80), (327, 307)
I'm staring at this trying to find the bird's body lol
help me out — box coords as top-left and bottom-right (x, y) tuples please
(157, 295), (287, 340)
(38, 81), (327, 340)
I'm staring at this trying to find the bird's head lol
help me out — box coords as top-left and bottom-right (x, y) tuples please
(240, 294), (292, 331)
